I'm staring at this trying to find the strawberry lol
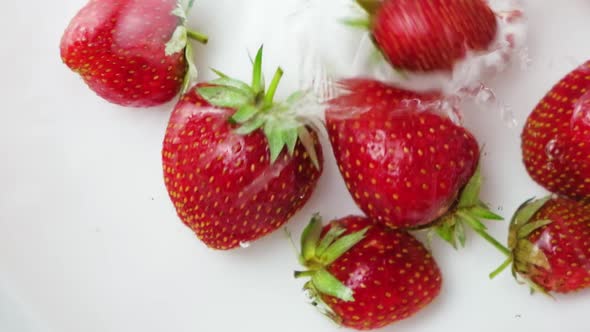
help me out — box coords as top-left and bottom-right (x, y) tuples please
(162, 47), (323, 250)
(491, 196), (590, 294)
(522, 61), (590, 201)
(326, 79), (506, 249)
(61, 0), (207, 107)
(353, 0), (498, 72)
(294, 215), (442, 330)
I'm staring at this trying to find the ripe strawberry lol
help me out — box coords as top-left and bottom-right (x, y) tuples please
(61, 0), (208, 107)
(294, 215), (442, 330)
(522, 61), (590, 201)
(327, 79), (505, 249)
(354, 0), (498, 72)
(162, 47), (323, 250)
(491, 196), (590, 294)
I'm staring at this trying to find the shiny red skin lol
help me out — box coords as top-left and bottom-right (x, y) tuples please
(322, 216), (442, 330)
(522, 61), (590, 201)
(372, 0), (498, 72)
(326, 79), (479, 229)
(162, 85), (323, 250)
(521, 198), (590, 293)
(60, 0), (186, 107)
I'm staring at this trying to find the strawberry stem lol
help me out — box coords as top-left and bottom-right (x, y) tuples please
(294, 270), (315, 279)
(264, 67), (284, 106)
(457, 211), (511, 256)
(489, 257), (513, 279)
(187, 30), (209, 44)
(356, 0), (381, 15)
(252, 46), (264, 94)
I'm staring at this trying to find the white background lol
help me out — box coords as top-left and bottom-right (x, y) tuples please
(1, 1), (590, 331)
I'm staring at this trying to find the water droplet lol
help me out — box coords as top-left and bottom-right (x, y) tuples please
(476, 88), (495, 104)
(545, 139), (559, 161)
(239, 241), (251, 248)
(500, 104), (518, 128)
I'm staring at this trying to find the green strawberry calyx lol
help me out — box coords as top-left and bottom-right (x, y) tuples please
(165, 0), (208, 93)
(341, 0), (382, 29)
(489, 197), (553, 296)
(293, 214), (370, 324)
(195, 46), (321, 169)
(429, 167), (511, 257)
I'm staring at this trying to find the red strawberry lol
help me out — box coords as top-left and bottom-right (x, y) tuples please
(61, 0), (208, 107)
(491, 196), (590, 294)
(294, 215), (442, 330)
(354, 0), (498, 72)
(327, 79), (506, 249)
(522, 61), (590, 201)
(162, 47), (323, 250)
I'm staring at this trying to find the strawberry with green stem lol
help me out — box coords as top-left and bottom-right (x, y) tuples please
(327, 79), (506, 251)
(162, 47), (323, 250)
(490, 196), (590, 294)
(294, 215), (442, 330)
(348, 0), (498, 72)
(61, 0), (207, 107)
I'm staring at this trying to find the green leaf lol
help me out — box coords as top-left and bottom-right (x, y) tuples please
(316, 226), (346, 258)
(172, 6), (188, 21)
(187, 0), (195, 10)
(235, 116), (265, 135)
(265, 121), (287, 163)
(509, 197), (551, 248)
(197, 86), (252, 108)
(300, 215), (323, 263)
(231, 105), (259, 123)
(252, 46), (264, 94)
(458, 211), (487, 232)
(511, 197), (551, 229)
(470, 205), (504, 220)
(435, 217), (457, 249)
(211, 68), (229, 78)
(320, 227), (369, 265)
(514, 240), (550, 270)
(283, 128), (299, 155)
(340, 17), (371, 29)
(211, 77), (254, 97)
(517, 219), (552, 239)
(165, 26), (188, 56)
(181, 42), (198, 93)
(297, 127), (320, 170)
(458, 167), (482, 208)
(312, 269), (354, 302)
(456, 219), (466, 248)
(286, 90), (306, 105)
(355, 0), (381, 15)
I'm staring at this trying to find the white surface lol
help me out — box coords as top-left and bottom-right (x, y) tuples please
(1, 1), (590, 331)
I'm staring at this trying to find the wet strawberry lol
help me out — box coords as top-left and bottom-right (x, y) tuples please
(522, 60), (590, 201)
(354, 0), (498, 72)
(491, 196), (590, 294)
(294, 215), (442, 330)
(326, 79), (505, 249)
(162, 48), (323, 250)
(61, 0), (207, 107)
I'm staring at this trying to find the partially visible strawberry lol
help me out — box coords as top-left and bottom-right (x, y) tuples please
(491, 196), (590, 294)
(162, 47), (323, 250)
(61, 0), (207, 107)
(522, 60), (590, 201)
(353, 0), (498, 72)
(294, 215), (442, 330)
